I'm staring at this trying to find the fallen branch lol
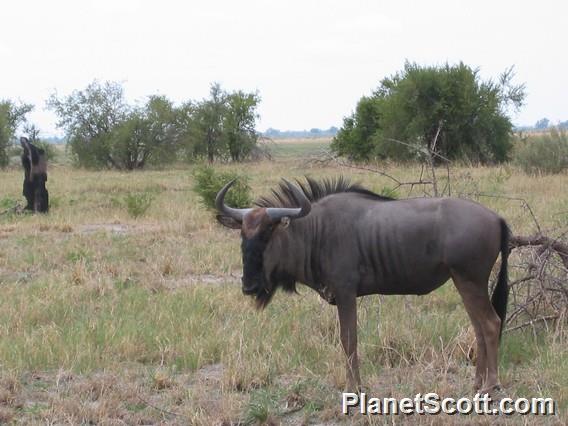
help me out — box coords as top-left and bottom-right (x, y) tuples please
(0, 202), (24, 216)
(510, 234), (568, 269)
(506, 225), (567, 332)
(304, 151), (435, 194)
(136, 395), (189, 421)
(504, 315), (559, 333)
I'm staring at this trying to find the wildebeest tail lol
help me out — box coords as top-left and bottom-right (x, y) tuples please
(491, 218), (510, 341)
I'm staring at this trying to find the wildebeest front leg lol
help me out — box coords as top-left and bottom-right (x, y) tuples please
(23, 179), (35, 210)
(336, 292), (361, 392)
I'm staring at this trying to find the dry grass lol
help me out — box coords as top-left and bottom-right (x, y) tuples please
(0, 140), (566, 424)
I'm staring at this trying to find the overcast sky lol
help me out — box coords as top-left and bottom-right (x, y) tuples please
(1, 0), (566, 136)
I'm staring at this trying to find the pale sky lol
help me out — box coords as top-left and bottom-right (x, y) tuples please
(1, 0), (566, 136)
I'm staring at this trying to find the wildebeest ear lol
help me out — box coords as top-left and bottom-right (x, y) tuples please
(216, 215), (241, 229)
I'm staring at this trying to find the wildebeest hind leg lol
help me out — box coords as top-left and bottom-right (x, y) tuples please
(452, 272), (501, 392)
(453, 284), (488, 390)
(336, 292), (361, 392)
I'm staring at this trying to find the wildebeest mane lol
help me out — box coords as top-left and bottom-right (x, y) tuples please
(255, 176), (393, 209)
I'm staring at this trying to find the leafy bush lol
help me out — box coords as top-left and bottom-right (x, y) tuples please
(0, 100), (33, 168)
(0, 197), (21, 218)
(6, 140), (58, 166)
(0, 197), (17, 210)
(34, 140), (59, 162)
(514, 128), (568, 175)
(332, 62), (524, 163)
(192, 165), (252, 210)
(47, 80), (260, 168)
(244, 388), (281, 424)
(124, 192), (154, 218)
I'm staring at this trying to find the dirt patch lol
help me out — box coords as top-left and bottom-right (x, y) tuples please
(0, 366), (237, 425)
(78, 223), (130, 234)
(0, 363), (538, 425)
(0, 226), (16, 237)
(0, 364), (344, 424)
(161, 273), (240, 290)
(192, 362), (224, 386)
(77, 223), (161, 235)
(0, 271), (32, 284)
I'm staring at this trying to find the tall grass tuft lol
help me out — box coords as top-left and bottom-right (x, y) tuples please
(124, 192), (154, 218)
(514, 128), (568, 175)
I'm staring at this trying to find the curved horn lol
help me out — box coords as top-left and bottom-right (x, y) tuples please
(266, 179), (311, 222)
(215, 179), (253, 222)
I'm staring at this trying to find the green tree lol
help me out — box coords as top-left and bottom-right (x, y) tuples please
(143, 95), (180, 165)
(187, 83), (260, 163)
(0, 100), (33, 167)
(332, 96), (381, 161)
(108, 95), (180, 169)
(534, 118), (550, 130)
(224, 90), (260, 161)
(174, 101), (197, 161)
(47, 80), (260, 167)
(192, 83), (227, 163)
(332, 62), (525, 164)
(47, 80), (129, 168)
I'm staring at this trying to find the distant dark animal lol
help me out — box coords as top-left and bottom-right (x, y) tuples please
(216, 177), (509, 393)
(20, 137), (49, 213)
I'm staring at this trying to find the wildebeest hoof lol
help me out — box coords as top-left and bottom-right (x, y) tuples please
(344, 384), (367, 395)
(478, 384), (502, 397)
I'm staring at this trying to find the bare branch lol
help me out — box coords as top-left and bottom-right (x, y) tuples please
(428, 121), (444, 197)
(302, 150), (433, 193)
(510, 234), (568, 269)
(460, 193), (542, 234)
(504, 315), (559, 333)
(136, 395), (189, 421)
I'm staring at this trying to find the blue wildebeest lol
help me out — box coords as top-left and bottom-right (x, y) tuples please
(20, 137), (49, 213)
(216, 177), (509, 393)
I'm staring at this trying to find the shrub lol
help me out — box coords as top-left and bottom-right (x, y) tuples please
(514, 128), (568, 175)
(124, 192), (154, 218)
(192, 165), (252, 210)
(0, 197), (21, 218)
(332, 62), (524, 163)
(34, 140), (59, 162)
(6, 140), (58, 165)
(0, 197), (17, 210)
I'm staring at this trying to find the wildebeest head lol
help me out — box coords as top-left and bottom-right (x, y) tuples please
(216, 179), (311, 307)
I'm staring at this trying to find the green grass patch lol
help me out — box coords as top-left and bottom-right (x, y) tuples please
(124, 192), (154, 218)
(270, 139), (331, 159)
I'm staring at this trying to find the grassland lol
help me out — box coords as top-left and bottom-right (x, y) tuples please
(264, 137), (332, 160)
(0, 138), (566, 424)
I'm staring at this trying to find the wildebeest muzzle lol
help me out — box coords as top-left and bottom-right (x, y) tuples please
(242, 279), (258, 295)
(241, 236), (267, 296)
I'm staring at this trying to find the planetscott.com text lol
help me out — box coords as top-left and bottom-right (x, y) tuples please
(342, 392), (556, 416)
